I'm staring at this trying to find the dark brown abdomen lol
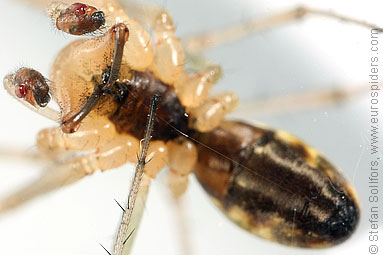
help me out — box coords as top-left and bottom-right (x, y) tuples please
(192, 121), (359, 248)
(109, 71), (189, 140)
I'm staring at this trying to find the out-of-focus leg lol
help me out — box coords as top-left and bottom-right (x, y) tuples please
(183, 6), (383, 55)
(0, 134), (141, 212)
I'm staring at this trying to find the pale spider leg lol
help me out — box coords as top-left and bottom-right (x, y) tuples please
(173, 197), (193, 255)
(188, 92), (239, 133)
(174, 65), (223, 108)
(0, 147), (49, 163)
(0, 129), (168, 213)
(148, 8), (185, 85)
(166, 137), (198, 197)
(36, 117), (116, 155)
(235, 83), (368, 117)
(166, 137), (198, 255)
(121, 2), (223, 108)
(183, 6), (383, 55)
(91, 0), (154, 71)
(116, 0), (170, 28)
(0, 155), (93, 213)
(0, 117), (116, 163)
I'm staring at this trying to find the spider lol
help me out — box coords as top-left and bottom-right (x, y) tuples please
(0, 0), (380, 255)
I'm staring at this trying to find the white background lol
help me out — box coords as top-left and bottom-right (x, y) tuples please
(0, 0), (381, 255)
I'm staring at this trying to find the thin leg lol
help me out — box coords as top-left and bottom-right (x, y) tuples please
(235, 83), (368, 117)
(166, 137), (198, 255)
(173, 197), (193, 255)
(114, 95), (160, 255)
(183, 6), (383, 54)
(0, 147), (49, 163)
(0, 133), (149, 213)
(114, 174), (152, 254)
(0, 156), (91, 213)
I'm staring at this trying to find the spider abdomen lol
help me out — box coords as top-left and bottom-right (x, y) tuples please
(193, 121), (359, 248)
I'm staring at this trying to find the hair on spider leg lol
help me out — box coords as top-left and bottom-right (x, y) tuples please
(99, 243), (112, 255)
(114, 198), (125, 212)
(123, 228), (136, 245)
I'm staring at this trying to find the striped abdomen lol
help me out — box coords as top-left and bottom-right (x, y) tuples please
(193, 121), (359, 248)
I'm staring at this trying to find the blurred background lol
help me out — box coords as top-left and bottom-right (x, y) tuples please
(0, 0), (381, 254)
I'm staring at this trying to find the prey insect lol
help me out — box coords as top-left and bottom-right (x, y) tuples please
(0, 0), (380, 254)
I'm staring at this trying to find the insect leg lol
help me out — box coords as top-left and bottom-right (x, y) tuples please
(183, 6), (382, 55)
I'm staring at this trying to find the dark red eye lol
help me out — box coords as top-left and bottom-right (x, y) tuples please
(72, 3), (87, 16)
(15, 84), (29, 98)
